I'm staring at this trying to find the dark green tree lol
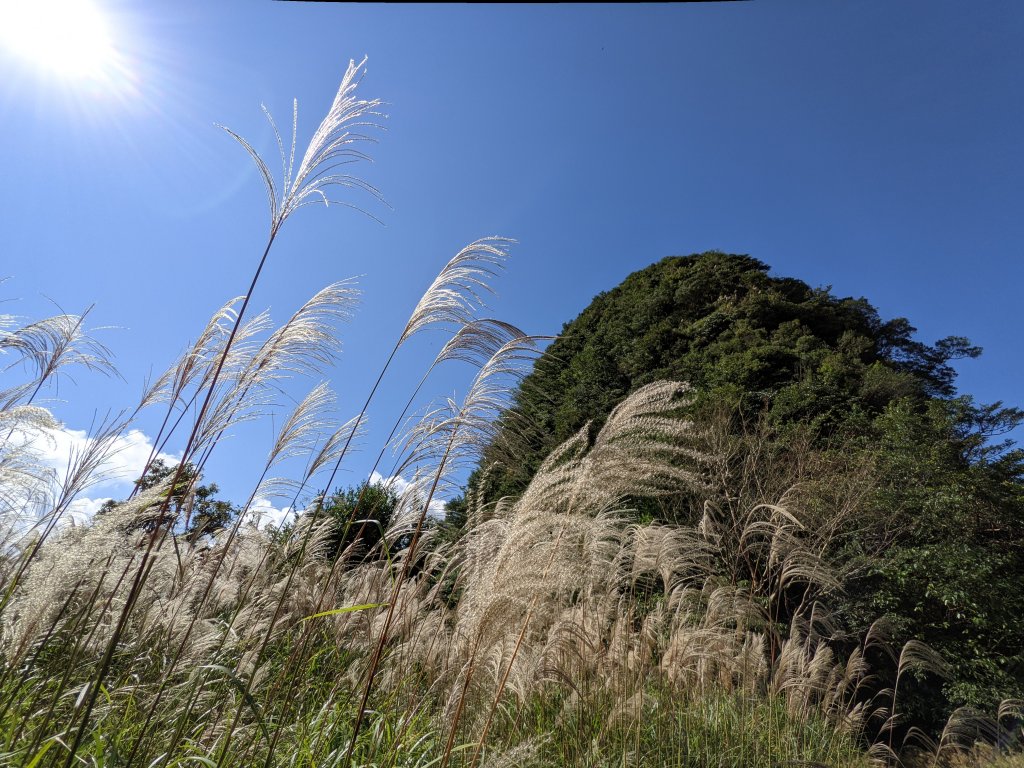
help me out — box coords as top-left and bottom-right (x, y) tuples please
(318, 480), (400, 563)
(435, 495), (468, 546)
(840, 396), (1024, 730)
(98, 458), (237, 541)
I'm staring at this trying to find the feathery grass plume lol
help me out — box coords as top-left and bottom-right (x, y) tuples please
(132, 297), (244, 472)
(1, 476), (174, 659)
(424, 381), (920, 767)
(265, 382), (339, 470)
(399, 239), (512, 344)
(439, 382), (713, 765)
(0, 405), (58, 433)
(219, 56), (384, 236)
(730, 500), (842, 610)
(345, 333), (546, 762)
(433, 318), (528, 369)
(925, 707), (1004, 766)
(123, 511), (339, 767)
(58, 62), (384, 765)
(130, 305), (278, 503)
(302, 415), (364, 483)
(0, 412), (141, 628)
(477, 734), (548, 768)
(896, 639), (954, 682)
(234, 280), (359, 388)
(189, 282), (359, 488)
(623, 521), (715, 596)
(390, 333), (547, 565)
(881, 638), (954, 754)
(45, 415), (136, 518)
(661, 583), (764, 693)
(0, 406), (60, 547)
(208, 412), (355, 610)
(183, 309), (281, 456)
(163, 298), (245, 406)
(0, 308), (117, 410)
(678, 416), (863, 653)
(396, 335), (546, 481)
(0, 302), (14, 337)
(141, 61), (375, 527)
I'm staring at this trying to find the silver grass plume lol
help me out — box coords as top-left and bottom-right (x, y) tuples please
(236, 280), (359, 387)
(220, 57), (384, 236)
(0, 406), (60, 548)
(0, 308), (117, 410)
(433, 318), (528, 369)
(399, 239), (513, 345)
(396, 333), (545, 478)
(129, 298), (245, 484)
(187, 282), (357, 474)
(265, 382), (339, 470)
(166, 298), (245, 405)
(10, 413), (136, 557)
(445, 382), (713, 755)
(303, 414), (364, 482)
(141, 304), (275, 476)
(0, 405), (58, 432)
(2, 477), (174, 658)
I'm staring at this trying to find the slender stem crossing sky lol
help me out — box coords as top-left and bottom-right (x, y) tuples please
(1, 1), (1020, 510)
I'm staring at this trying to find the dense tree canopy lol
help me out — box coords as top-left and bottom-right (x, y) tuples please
(472, 252), (989, 503)
(457, 251), (1024, 734)
(317, 480), (400, 563)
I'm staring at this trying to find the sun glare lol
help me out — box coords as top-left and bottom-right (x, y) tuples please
(0, 0), (117, 80)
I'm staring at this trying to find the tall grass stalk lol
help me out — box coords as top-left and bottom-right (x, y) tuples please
(54, 57), (382, 768)
(0, 57), (1020, 768)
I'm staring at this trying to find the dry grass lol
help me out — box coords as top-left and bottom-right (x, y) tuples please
(0, 58), (1019, 768)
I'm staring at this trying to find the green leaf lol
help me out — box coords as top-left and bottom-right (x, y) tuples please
(25, 736), (58, 768)
(166, 756), (218, 768)
(299, 603), (387, 622)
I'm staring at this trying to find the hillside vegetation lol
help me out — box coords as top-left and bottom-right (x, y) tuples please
(467, 252), (1024, 736)
(0, 63), (1021, 768)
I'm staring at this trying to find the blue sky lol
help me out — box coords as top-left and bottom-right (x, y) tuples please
(1, 1), (1021, 511)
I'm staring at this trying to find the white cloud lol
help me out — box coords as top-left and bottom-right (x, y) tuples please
(66, 496), (112, 525)
(1, 421), (179, 529)
(245, 497), (297, 531)
(369, 471), (448, 519)
(28, 426), (180, 495)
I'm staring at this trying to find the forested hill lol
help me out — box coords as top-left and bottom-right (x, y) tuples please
(459, 251), (1024, 732)
(473, 251), (983, 502)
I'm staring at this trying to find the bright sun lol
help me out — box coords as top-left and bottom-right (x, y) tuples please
(0, 0), (116, 79)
